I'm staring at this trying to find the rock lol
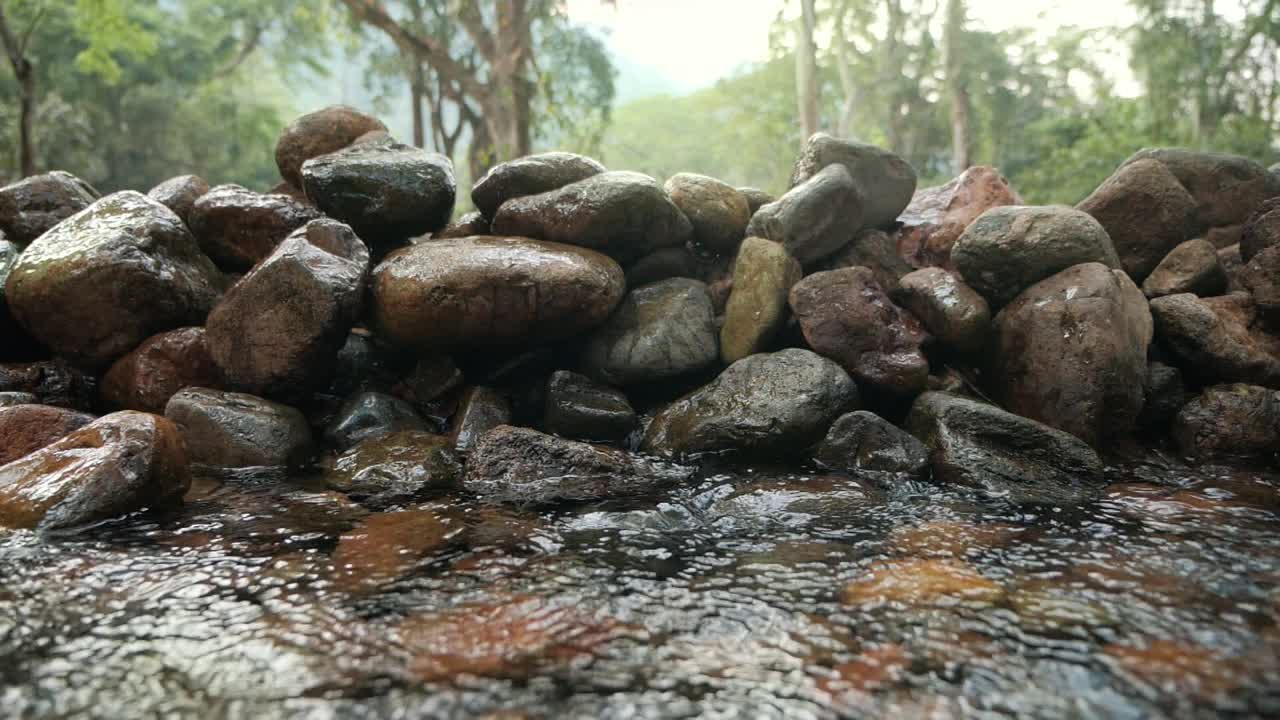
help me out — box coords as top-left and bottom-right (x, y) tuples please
(1240, 197), (1280, 261)
(789, 267), (930, 396)
(720, 237), (802, 363)
(1241, 243), (1280, 320)
(325, 431), (461, 508)
(0, 404), (95, 465)
(324, 391), (427, 451)
(0, 360), (95, 410)
(1137, 361), (1186, 433)
(0, 237), (41, 360)
(812, 411), (929, 484)
(464, 425), (691, 504)
(1206, 224), (1243, 249)
(1173, 383), (1280, 460)
(206, 219), (368, 400)
(1123, 148), (1280, 230)
(4, 191), (223, 368)
(663, 173), (750, 254)
(491, 171), (691, 265)
(1141, 238), (1227, 298)
(841, 559), (1004, 608)
(274, 105), (388, 188)
(710, 473), (880, 525)
(896, 166), (1022, 268)
(906, 392), (1106, 504)
(624, 246), (702, 287)
(267, 180), (309, 204)
(0, 171), (98, 245)
(0, 392), (36, 407)
(745, 164), (863, 266)
(188, 184), (321, 271)
(738, 187), (774, 214)
(989, 263), (1153, 447)
(325, 332), (405, 399)
(331, 509), (459, 591)
(164, 387), (314, 468)
(0, 411), (188, 531)
(471, 152), (606, 219)
(451, 386), (512, 453)
(433, 210), (489, 239)
(1149, 292), (1280, 387)
(581, 278), (718, 385)
(641, 348), (858, 457)
(1076, 159), (1199, 280)
(301, 141), (455, 246)
(893, 268), (990, 355)
(788, 133), (917, 231)
(952, 205), (1121, 306)
(146, 174), (209, 226)
(543, 370), (636, 442)
(1219, 244), (1248, 292)
(403, 355), (464, 405)
(371, 236), (624, 352)
(101, 327), (221, 413)
(817, 228), (913, 294)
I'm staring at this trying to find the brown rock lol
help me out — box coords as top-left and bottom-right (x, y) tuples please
(471, 151), (606, 220)
(841, 558), (1004, 608)
(1206, 223), (1243, 249)
(274, 105), (388, 188)
(165, 387), (314, 468)
(1142, 238), (1227, 298)
(0, 171), (98, 245)
(1124, 148), (1280, 230)
(817, 229), (913, 294)
(188, 184), (322, 271)
(738, 187), (774, 214)
(894, 268), (990, 355)
(1240, 196), (1280, 261)
(1077, 158), (1198, 280)
(1150, 292), (1280, 387)
(101, 327), (221, 412)
(0, 404), (95, 465)
(146, 174), (209, 226)
(664, 172), (750, 254)
(451, 386), (512, 453)
(433, 210), (489, 239)
(896, 166), (1021, 269)
(1173, 383), (1280, 460)
(1241, 242), (1280, 320)
(1219, 244), (1247, 292)
(0, 360), (95, 410)
(325, 431), (461, 508)
(331, 509), (459, 592)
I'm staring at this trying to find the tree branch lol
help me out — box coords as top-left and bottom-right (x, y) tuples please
(338, 0), (487, 101)
(212, 23), (262, 78)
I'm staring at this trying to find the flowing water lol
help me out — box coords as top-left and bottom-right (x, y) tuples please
(2, 455), (1278, 719)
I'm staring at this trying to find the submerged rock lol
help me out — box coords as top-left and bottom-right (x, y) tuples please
(581, 278), (719, 385)
(274, 105), (388, 188)
(331, 509), (459, 591)
(165, 387), (314, 468)
(894, 268), (990, 356)
(325, 391), (427, 451)
(788, 132), (916, 231)
(1077, 158), (1199, 280)
(326, 431), (461, 508)
(1149, 292), (1280, 387)
(188, 184), (321, 271)
(0, 404), (95, 465)
(542, 370), (636, 442)
(841, 558), (1005, 608)
(664, 172), (750, 254)
(720, 237), (803, 364)
(1141, 238), (1227, 298)
(0, 170), (98, 245)
(101, 327), (221, 413)
(812, 411), (929, 484)
(896, 165), (1021, 269)
(471, 151), (605, 219)
(746, 164), (863, 265)
(1173, 383), (1280, 460)
(146, 174), (209, 227)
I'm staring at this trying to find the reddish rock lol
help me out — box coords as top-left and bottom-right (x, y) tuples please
(896, 166), (1021, 269)
(187, 184), (322, 271)
(146, 174), (209, 226)
(1173, 383), (1280, 460)
(1150, 292), (1280, 388)
(893, 268), (990, 355)
(841, 558), (1005, 608)
(331, 509), (460, 592)
(0, 404), (95, 465)
(1142, 238), (1227, 298)
(274, 105), (388, 188)
(101, 327), (221, 413)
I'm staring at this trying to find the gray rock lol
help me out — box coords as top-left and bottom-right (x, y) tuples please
(1149, 292), (1280, 388)
(1142, 238), (1227, 298)
(0, 392), (37, 407)
(325, 430), (461, 509)
(582, 278), (719, 385)
(812, 411), (929, 484)
(147, 174), (210, 227)
(324, 391), (427, 451)
(746, 164), (863, 265)
(720, 237), (802, 364)
(188, 184), (321, 271)
(1123, 148), (1280, 230)
(0, 171), (98, 245)
(451, 386), (512, 453)
(1173, 383), (1280, 460)
(664, 172), (750, 254)
(1137, 361), (1186, 433)
(403, 355), (464, 405)
(894, 268), (990, 355)
(165, 387), (314, 468)
(788, 132), (917, 231)
(1077, 158), (1198, 280)
(274, 105), (388, 188)
(471, 151), (606, 219)
(543, 370), (636, 442)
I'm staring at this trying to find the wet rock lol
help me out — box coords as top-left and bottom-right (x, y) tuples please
(841, 558), (1005, 608)
(624, 246), (702, 287)
(464, 425), (691, 504)
(888, 519), (1021, 559)
(0, 171), (98, 245)
(451, 386), (512, 453)
(274, 105), (388, 188)
(710, 474), (881, 525)
(491, 171), (691, 265)
(321, 332), (405, 400)
(207, 219), (368, 400)
(1149, 292), (1280, 387)
(146, 174), (209, 226)
(0, 360), (95, 410)
(1076, 159), (1199, 280)
(906, 391), (1106, 504)
(896, 166), (1022, 268)
(165, 387), (314, 468)
(812, 411), (929, 484)
(325, 391), (427, 451)
(1219, 244), (1247, 293)
(581, 278), (718, 385)
(301, 141), (455, 245)
(1173, 383), (1280, 460)
(0, 237), (41, 360)
(1240, 197), (1280, 261)
(745, 164), (863, 266)
(989, 263), (1153, 447)
(789, 132), (917, 231)
(1123, 148), (1280, 230)
(1009, 585), (1116, 634)
(0, 392), (35, 407)
(789, 267), (930, 396)
(817, 228), (914, 294)
(894, 268), (990, 355)
(433, 210), (489, 239)
(720, 237), (802, 363)
(332, 509), (460, 591)
(641, 348), (858, 457)
(471, 151), (606, 219)
(952, 205), (1121, 307)
(738, 187), (774, 214)
(403, 355), (463, 405)
(1137, 361), (1186, 433)
(1103, 640), (1248, 704)
(188, 184), (321, 271)
(100, 327), (221, 413)
(4, 191), (222, 368)
(372, 236), (624, 352)
(543, 370), (636, 442)
(0, 404), (95, 465)
(0, 411), (188, 531)
(1141, 238), (1227, 298)
(325, 431), (461, 508)
(664, 173), (750, 254)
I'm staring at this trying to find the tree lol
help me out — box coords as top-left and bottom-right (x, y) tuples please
(794, 0), (819, 141)
(0, 1), (37, 176)
(943, 0), (971, 173)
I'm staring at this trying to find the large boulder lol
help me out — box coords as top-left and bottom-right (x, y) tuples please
(720, 236), (802, 364)
(1240, 197), (1280, 261)
(641, 348), (858, 457)
(206, 219), (368, 400)
(0, 171), (98, 245)
(896, 166), (1021, 268)
(1076, 159), (1199, 280)
(0, 411), (189, 531)
(906, 392), (1105, 505)
(664, 173), (750, 254)
(745, 164), (863, 265)
(146, 174), (209, 227)
(952, 205), (1121, 307)
(471, 152), (606, 219)
(325, 430), (461, 509)
(542, 370), (636, 442)
(581, 278), (718, 385)
(4, 192), (222, 368)
(812, 410), (929, 485)
(1141, 238), (1227, 298)
(101, 327), (222, 413)
(371, 236), (624, 352)
(0, 404), (95, 465)
(1122, 148), (1280, 230)
(164, 387), (314, 468)
(989, 263), (1153, 447)
(274, 105), (388, 187)
(789, 267), (930, 396)
(490, 171), (691, 265)
(893, 268), (990, 355)
(788, 132), (916, 231)
(1150, 292), (1280, 388)
(188, 184), (321, 271)
(300, 141), (455, 246)
(464, 425), (692, 504)
(1173, 384), (1280, 460)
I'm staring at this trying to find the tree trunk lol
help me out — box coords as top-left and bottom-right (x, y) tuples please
(410, 62), (426, 148)
(794, 0), (819, 142)
(0, 5), (37, 177)
(943, 0), (971, 174)
(881, 0), (906, 154)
